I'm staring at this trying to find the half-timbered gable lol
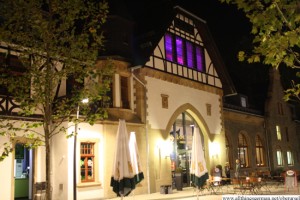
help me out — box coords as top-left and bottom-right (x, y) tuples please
(0, 44), (68, 118)
(147, 10), (221, 89)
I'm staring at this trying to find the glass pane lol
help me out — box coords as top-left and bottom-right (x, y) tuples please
(87, 157), (94, 180)
(186, 41), (194, 68)
(80, 157), (86, 180)
(176, 37), (184, 65)
(277, 150), (282, 165)
(165, 34), (173, 61)
(196, 47), (204, 72)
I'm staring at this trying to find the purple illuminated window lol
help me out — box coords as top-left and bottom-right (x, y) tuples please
(164, 33), (205, 72)
(165, 34), (173, 61)
(176, 36), (184, 65)
(196, 46), (205, 72)
(186, 41), (194, 68)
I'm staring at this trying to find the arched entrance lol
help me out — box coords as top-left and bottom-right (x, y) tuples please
(169, 111), (205, 188)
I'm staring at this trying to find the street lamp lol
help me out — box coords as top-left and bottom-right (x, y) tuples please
(73, 98), (89, 200)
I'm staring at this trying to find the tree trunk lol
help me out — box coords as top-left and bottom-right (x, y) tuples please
(45, 126), (51, 200)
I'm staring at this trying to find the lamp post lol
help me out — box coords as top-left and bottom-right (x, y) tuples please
(73, 98), (89, 200)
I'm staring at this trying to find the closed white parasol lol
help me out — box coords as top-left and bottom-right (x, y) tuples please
(110, 119), (136, 198)
(129, 131), (144, 185)
(190, 127), (208, 190)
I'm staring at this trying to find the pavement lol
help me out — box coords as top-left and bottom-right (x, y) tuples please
(107, 183), (300, 200)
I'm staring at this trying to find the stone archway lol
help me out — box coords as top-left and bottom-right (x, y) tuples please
(163, 103), (212, 188)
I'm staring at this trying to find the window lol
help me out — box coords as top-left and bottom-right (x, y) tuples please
(241, 97), (247, 108)
(255, 135), (265, 166)
(237, 133), (249, 168)
(276, 125), (282, 141)
(186, 41), (194, 67)
(277, 102), (284, 115)
(165, 33), (173, 62)
(195, 46), (205, 71)
(120, 76), (130, 109)
(285, 127), (289, 142)
(276, 147), (283, 166)
(225, 135), (231, 166)
(175, 36), (185, 65)
(164, 33), (205, 72)
(0, 52), (28, 95)
(206, 103), (211, 116)
(80, 143), (95, 182)
(287, 150), (294, 166)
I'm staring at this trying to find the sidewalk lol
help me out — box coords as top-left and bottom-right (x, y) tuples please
(107, 184), (299, 200)
(108, 187), (222, 200)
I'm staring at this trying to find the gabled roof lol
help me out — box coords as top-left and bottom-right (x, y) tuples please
(106, 1), (236, 95)
(174, 6), (236, 96)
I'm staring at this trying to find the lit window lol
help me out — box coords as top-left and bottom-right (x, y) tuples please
(287, 150), (294, 166)
(80, 143), (95, 182)
(237, 133), (249, 168)
(276, 147), (283, 166)
(186, 41), (194, 68)
(276, 125), (282, 141)
(175, 36), (184, 65)
(195, 46), (205, 72)
(164, 33), (205, 72)
(241, 97), (247, 107)
(255, 135), (265, 166)
(165, 33), (173, 62)
(225, 135), (231, 165)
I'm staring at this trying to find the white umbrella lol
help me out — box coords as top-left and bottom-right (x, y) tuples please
(129, 132), (144, 185)
(110, 119), (136, 198)
(190, 127), (208, 189)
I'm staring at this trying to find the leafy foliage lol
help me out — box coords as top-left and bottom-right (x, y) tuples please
(220, 0), (300, 102)
(0, 0), (112, 199)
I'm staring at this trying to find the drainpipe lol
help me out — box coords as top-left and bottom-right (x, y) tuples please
(264, 120), (271, 171)
(131, 66), (150, 194)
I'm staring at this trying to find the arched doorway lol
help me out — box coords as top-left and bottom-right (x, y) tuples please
(169, 111), (205, 188)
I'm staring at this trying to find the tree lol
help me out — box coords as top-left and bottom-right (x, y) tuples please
(220, 0), (300, 102)
(0, 0), (113, 199)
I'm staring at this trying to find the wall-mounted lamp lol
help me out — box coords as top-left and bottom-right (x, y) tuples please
(209, 141), (220, 158)
(156, 140), (173, 159)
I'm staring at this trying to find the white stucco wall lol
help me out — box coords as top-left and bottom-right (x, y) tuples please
(0, 140), (13, 200)
(56, 122), (105, 200)
(146, 77), (222, 134)
(0, 120), (45, 200)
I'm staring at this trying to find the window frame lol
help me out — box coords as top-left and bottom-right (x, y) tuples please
(80, 142), (95, 183)
(255, 135), (265, 167)
(287, 150), (294, 166)
(276, 125), (282, 141)
(120, 75), (130, 109)
(276, 147), (283, 166)
(237, 133), (249, 168)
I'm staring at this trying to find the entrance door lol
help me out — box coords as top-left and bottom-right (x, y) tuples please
(170, 112), (204, 188)
(14, 143), (33, 199)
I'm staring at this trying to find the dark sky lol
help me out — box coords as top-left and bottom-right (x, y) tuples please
(175, 0), (270, 110)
